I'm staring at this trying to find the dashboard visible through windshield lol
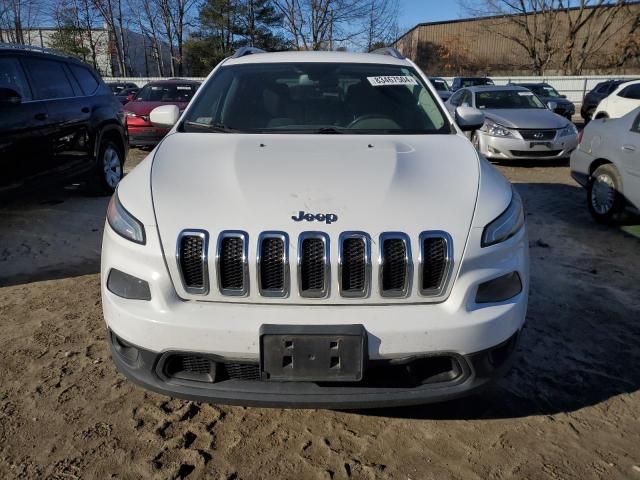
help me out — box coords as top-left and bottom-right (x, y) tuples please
(181, 62), (450, 134)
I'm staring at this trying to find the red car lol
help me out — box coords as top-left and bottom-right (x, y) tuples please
(123, 79), (200, 147)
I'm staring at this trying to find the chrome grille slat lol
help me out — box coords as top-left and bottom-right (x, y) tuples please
(257, 232), (289, 297)
(338, 232), (371, 298)
(379, 232), (412, 298)
(298, 232), (330, 298)
(419, 231), (453, 297)
(176, 230), (209, 295)
(216, 231), (249, 296)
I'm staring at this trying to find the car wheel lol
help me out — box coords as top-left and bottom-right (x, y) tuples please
(92, 138), (124, 195)
(587, 164), (625, 223)
(594, 112), (609, 120)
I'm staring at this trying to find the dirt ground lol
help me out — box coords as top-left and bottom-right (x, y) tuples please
(1, 148), (639, 480)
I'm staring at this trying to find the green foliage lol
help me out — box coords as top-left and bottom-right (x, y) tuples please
(185, 0), (286, 75)
(49, 12), (92, 62)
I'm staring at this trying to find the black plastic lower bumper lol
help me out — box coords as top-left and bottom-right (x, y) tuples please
(108, 329), (520, 409)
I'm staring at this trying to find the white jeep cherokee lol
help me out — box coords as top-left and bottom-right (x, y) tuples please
(101, 48), (529, 408)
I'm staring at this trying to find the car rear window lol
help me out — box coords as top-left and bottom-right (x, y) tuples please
(69, 64), (99, 95)
(182, 62), (449, 134)
(136, 83), (198, 102)
(23, 58), (75, 99)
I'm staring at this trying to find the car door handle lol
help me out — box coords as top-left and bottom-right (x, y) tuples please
(622, 144), (636, 152)
(81, 106), (90, 113)
(34, 112), (48, 121)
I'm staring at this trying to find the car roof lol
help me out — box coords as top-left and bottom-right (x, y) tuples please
(512, 82), (549, 87)
(466, 85), (529, 93)
(223, 50), (410, 67)
(454, 76), (492, 80)
(0, 43), (89, 67)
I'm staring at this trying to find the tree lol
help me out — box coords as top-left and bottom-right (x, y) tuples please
(49, 7), (92, 61)
(273, 0), (370, 50)
(363, 0), (398, 52)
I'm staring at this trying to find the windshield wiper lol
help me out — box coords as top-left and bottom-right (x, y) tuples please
(314, 127), (344, 134)
(183, 121), (238, 133)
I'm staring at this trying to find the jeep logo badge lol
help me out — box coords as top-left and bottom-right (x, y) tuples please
(292, 210), (338, 224)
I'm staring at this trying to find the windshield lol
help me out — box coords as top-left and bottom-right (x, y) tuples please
(475, 90), (546, 109)
(136, 83), (198, 102)
(431, 79), (449, 91)
(462, 78), (494, 87)
(182, 62), (449, 134)
(527, 85), (561, 98)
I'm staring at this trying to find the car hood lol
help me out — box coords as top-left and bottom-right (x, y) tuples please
(123, 100), (189, 115)
(483, 109), (569, 129)
(151, 133), (481, 304)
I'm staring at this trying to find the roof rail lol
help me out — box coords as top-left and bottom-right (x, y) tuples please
(231, 47), (266, 59)
(370, 47), (405, 60)
(0, 42), (78, 60)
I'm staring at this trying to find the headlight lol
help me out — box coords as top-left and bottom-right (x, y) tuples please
(479, 119), (512, 137)
(107, 192), (146, 244)
(559, 123), (577, 137)
(482, 188), (525, 247)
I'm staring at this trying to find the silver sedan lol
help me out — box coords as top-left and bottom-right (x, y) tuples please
(446, 86), (578, 160)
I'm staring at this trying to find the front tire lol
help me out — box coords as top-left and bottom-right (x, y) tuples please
(91, 138), (124, 195)
(587, 164), (625, 223)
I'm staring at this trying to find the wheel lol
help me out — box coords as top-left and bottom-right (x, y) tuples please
(583, 107), (595, 125)
(594, 112), (609, 120)
(587, 164), (625, 223)
(91, 138), (124, 195)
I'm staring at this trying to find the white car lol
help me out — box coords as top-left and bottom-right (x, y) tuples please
(593, 80), (640, 120)
(101, 48), (529, 408)
(571, 108), (640, 222)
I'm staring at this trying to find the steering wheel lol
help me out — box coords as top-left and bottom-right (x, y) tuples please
(347, 114), (394, 129)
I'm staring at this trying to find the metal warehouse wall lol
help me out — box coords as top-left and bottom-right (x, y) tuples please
(394, 4), (640, 75)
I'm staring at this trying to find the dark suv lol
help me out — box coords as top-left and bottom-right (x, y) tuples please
(581, 79), (637, 122)
(0, 44), (127, 194)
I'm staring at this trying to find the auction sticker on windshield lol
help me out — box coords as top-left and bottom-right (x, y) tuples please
(367, 76), (418, 87)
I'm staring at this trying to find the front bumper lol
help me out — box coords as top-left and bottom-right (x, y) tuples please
(109, 328), (521, 408)
(101, 217), (529, 407)
(478, 131), (578, 160)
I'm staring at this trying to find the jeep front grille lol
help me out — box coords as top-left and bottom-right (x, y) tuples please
(379, 233), (411, 297)
(298, 232), (329, 298)
(176, 230), (209, 295)
(339, 232), (370, 297)
(176, 230), (454, 300)
(257, 232), (289, 297)
(419, 231), (453, 296)
(216, 231), (249, 296)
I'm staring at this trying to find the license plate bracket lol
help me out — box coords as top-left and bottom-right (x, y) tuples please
(529, 141), (552, 148)
(260, 324), (366, 382)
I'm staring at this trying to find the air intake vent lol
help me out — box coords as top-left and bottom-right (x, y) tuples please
(177, 230), (209, 295)
(339, 232), (370, 297)
(258, 232), (289, 297)
(298, 233), (329, 298)
(379, 233), (411, 297)
(419, 232), (452, 296)
(216, 231), (248, 296)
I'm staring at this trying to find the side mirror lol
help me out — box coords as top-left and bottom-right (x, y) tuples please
(547, 101), (558, 111)
(559, 94), (567, 99)
(455, 106), (485, 131)
(150, 104), (180, 128)
(0, 87), (22, 105)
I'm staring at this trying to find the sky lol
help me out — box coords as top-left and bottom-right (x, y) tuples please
(398, 1), (466, 34)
